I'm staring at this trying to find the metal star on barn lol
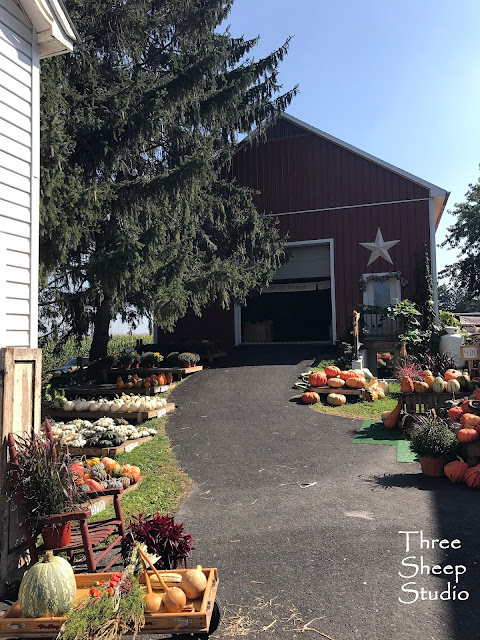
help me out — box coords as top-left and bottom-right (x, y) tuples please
(359, 228), (400, 266)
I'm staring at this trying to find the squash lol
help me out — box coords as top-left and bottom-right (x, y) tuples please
(121, 476), (131, 489)
(308, 372), (327, 387)
(432, 376), (447, 393)
(301, 392), (320, 404)
(460, 413), (480, 428)
(18, 551), (76, 618)
(457, 428), (479, 443)
(325, 365), (341, 379)
(414, 381), (429, 394)
(444, 460), (469, 483)
(63, 401), (75, 411)
(423, 373), (435, 390)
(327, 393), (346, 406)
(446, 379), (461, 393)
(180, 565), (207, 599)
(464, 465), (480, 488)
(69, 463), (85, 478)
(423, 369), (433, 378)
(447, 406), (463, 421)
(116, 377), (125, 389)
(166, 372), (173, 384)
(383, 399), (403, 429)
(85, 479), (104, 491)
(345, 377), (365, 389)
(88, 402), (101, 412)
(327, 377), (345, 388)
(445, 369), (462, 382)
(400, 376), (414, 393)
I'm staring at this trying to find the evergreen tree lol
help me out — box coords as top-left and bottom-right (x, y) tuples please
(39, 0), (297, 358)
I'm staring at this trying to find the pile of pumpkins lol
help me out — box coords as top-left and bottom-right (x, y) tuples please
(400, 368), (479, 395)
(446, 387), (480, 445)
(301, 366), (388, 407)
(444, 459), (480, 488)
(116, 372), (172, 389)
(70, 457), (141, 492)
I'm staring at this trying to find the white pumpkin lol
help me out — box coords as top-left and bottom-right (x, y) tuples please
(63, 401), (75, 411)
(139, 402), (150, 412)
(88, 402), (101, 412)
(100, 402), (111, 412)
(109, 403), (121, 412)
(123, 403), (132, 412)
(74, 400), (87, 412)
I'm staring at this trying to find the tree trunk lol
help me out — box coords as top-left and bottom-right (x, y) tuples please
(89, 297), (112, 360)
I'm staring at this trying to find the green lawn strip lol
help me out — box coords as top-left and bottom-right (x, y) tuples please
(89, 415), (190, 524)
(353, 420), (416, 464)
(310, 383), (400, 420)
(396, 440), (418, 463)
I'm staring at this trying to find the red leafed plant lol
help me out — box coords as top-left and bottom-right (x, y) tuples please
(123, 513), (193, 569)
(394, 359), (424, 382)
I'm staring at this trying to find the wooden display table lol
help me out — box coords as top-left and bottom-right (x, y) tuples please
(56, 437), (154, 457)
(42, 402), (175, 425)
(308, 385), (363, 397)
(62, 383), (171, 398)
(111, 365), (203, 381)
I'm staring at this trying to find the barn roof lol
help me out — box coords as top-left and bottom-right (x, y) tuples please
(244, 112), (450, 228)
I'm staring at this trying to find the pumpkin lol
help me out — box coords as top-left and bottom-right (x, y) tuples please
(462, 399), (472, 414)
(457, 428), (479, 443)
(447, 407), (463, 421)
(345, 377), (365, 389)
(381, 411), (391, 421)
(166, 372), (173, 384)
(327, 377), (345, 388)
(446, 379), (461, 393)
(444, 460), (469, 483)
(445, 369), (462, 382)
(423, 369), (433, 378)
(116, 377), (125, 389)
(464, 465), (480, 488)
(18, 551), (76, 618)
(460, 413), (480, 428)
(308, 371), (327, 387)
(301, 392), (320, 404)
(432, 376), (447, 393)
(85, 479), (104, 492)
(423, 374), (435, 390)
(327, 393), (346, 406)
(325, 365), (341, 379)
(400, 376), (414, 393)
(180, 565), (207, 599)
(414, 381), (429, 394)
(157, 373), (166, 385)
(69, 463), (85, 478)
(63, 401), (75, 411)
(374, 387), (385, 399)
(383, 399), (403, 429)
(376, 380), (389, 394)
(339, 370), (350, 381)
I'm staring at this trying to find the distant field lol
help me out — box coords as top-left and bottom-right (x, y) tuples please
(41, 334), (153, 371)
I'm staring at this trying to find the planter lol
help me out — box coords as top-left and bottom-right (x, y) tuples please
(419, 455), (448, 477)
(42, 521), (72, 549)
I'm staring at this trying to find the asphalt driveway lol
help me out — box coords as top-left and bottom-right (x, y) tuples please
(162, 345), (480, 640)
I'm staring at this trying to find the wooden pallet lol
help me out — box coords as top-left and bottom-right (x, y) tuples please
(308, 385), (363, 397)
(0, 568), (219, 637)
(42, 402), (175, 425)
(401, 392), (470, 414)
(111, 365), (203, 381)
(63, 384), (171, 398)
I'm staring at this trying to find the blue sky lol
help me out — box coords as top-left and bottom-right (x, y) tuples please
(114, 0), (480, 333)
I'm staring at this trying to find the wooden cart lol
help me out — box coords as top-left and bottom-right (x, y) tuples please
(0, 569), (220, 639)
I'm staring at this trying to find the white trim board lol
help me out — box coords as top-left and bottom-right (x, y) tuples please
(264, 197), (430, 217)
(234, 238), (337, 345)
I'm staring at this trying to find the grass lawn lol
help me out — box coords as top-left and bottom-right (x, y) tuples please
(89, 415), (190, 525)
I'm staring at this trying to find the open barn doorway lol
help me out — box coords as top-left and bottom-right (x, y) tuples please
(239, 240), (335, 343)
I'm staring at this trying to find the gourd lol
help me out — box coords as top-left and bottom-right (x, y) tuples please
(301, 392), (320, 404)
(308, 372), (327, 387)
(383, 399), (403, 429)
(460, 413), (480, 428)
(74, 399), (88, 412)
(325, 365), (341, 379)
(423, 373), (435, 390)
(100, 402), (111, 412)
(85, 479), (104, 491)
(88, 402), (101, 412)
(446, 379), (461, 393)
(180, 565), (207, 599)
(447, 407), (463, 421)
(69, 463), (85, 478)
(345, 377), (365, 389)
(327, 393), (346, 406)
(327, 377), (345, 388)
(457, 428), (479, 443)
(464, 465), (480, 488)
(121, 476), (131, 489)
(116, 377), (125, 389)
(414, 381), (429, 394)
(18, 551), (76, 618)
(432, 377), (447, 393)
(444, 460), (469, 483)
(400, 376), (414, 393)
(63, 401), (75, 411)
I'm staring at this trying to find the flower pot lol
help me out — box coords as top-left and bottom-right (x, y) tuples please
(42, 521), (72, 549)
(419, 456), (447, 477)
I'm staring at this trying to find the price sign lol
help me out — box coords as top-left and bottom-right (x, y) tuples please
(461, 345), (479, 360)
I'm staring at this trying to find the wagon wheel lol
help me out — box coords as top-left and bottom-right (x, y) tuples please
(191, 600), (222, 638)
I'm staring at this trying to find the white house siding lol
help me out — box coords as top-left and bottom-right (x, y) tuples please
(0, 0), (38, 348)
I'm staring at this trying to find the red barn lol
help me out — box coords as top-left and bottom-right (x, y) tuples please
(155, 113), (449, 355)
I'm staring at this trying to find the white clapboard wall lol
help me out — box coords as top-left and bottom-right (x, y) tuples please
(0, 0), (38, 349)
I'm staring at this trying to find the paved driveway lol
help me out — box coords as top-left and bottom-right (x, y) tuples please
(162, 345), (480, 640)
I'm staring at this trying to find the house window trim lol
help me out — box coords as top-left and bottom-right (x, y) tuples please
(361, 272), (405, 307)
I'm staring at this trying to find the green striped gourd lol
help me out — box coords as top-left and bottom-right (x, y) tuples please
(446, 378), (461, 393)
(18, 551), (76, 618)
(432, 376), (447, 393)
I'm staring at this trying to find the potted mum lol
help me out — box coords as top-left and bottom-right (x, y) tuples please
(409, 414), (459, 477)
(140, 352), (164, 368)
(178, 352), (200, 368)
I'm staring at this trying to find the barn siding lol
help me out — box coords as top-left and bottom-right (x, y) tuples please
(0, 0), (34, 348)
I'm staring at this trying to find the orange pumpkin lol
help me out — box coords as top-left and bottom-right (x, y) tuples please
(464, 465), (480, 488)
(327, 377), (345, 388)
(457, 428), (479, 443)
(325, 365), (341, 379)
(308, 372), (327, 387)
(116, 376), (125, 389)
(424, 373), (435, 390)
(166, 372), (173, 384)
(346, 377), (366, 389)
(158, 374), (167, 385)
(460, 413), (480, 428)
(447, 407), (463, 421)
(383, 399), (403, 429)
(85, 479), (104, 492)
(444, 460), (469, 483)
(400, 376), (414, 393)
(301, 392), (320, 404)
(69, 463), (85, 478)
(445, 369), (462, 382)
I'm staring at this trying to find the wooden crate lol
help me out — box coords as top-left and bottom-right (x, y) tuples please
(0, 568), (219, 637)
(55, 437), (153, 458)
(42, 402), (175, 425)
(401, 392), (470, 414)
(63, 384), (171, 398)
